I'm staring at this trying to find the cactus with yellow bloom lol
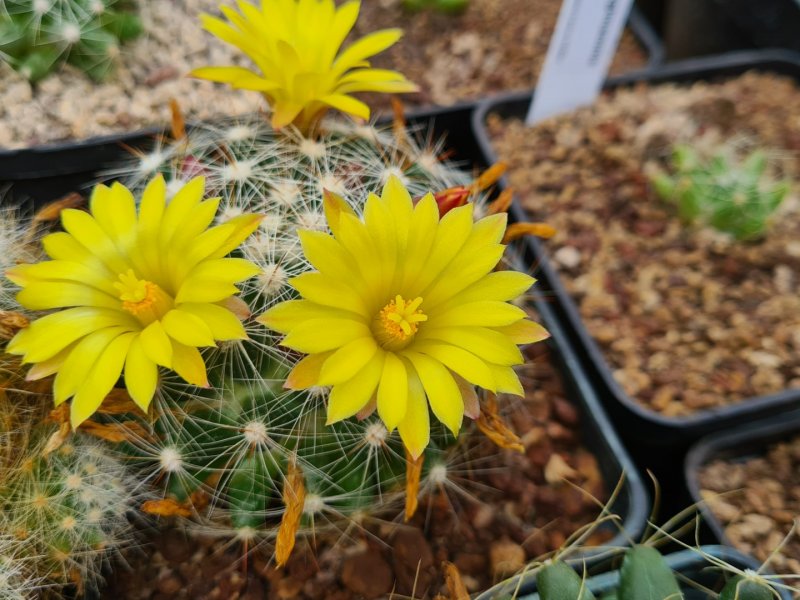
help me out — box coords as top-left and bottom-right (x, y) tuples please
(0, 0), (550, 578)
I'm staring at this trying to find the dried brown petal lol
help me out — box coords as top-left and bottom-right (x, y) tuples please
(275, 459), (305, 567)
(476, 394), (524, 453)
(141, 498), (193, 518)
(405, 449), (424, 522)
(443, 561), (470, 600)
(503, 222), (557, 243)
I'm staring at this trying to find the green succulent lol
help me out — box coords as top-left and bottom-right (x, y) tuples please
(651, 144), (789, 241)
(401, 0), (470, 15)
(0, 0), (142, 82)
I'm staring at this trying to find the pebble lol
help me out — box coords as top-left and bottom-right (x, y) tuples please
(340, 551), (393, 599)
(489, 540), (526, 578)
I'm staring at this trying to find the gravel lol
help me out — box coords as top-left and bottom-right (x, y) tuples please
(489, 71), (800, 416)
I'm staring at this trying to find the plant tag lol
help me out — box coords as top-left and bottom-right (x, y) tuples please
(526, 0), (634, 124)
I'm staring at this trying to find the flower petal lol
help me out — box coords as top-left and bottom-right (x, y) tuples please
(397, 371), (429, 459)
(318, 336), (378, 386)
(285, 352), (333, 390)
(162, 309), (217, 347)
(376, 352), (408, 432)
(405, 351), (463, 436)
(54, 327), (128, 406)
(419, 326), (523, 367)
(281, 318), (370, 354)
(179, 302), (248, 341)
(70, 332), (135, 429)
(125, 336), (159, 412)
(327, 350), (385, 424)
(139, 320), (173, 367)
(411, 340), (495, 392)
(171, 342), (209, 387)
(493, 320), (550, 345)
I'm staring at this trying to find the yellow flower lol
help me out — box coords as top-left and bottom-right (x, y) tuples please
(258, 177), (549, 458)
(191, 0), (418, 131)
(6, 176), (262, 429)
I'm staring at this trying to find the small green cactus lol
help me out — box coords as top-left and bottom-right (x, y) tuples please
(0, 0), (142, 82)
(533, 545), (783, 600)
(401, 0), (470, 15)
(0, 422), (143, 596)
(651, 144), (790, 241)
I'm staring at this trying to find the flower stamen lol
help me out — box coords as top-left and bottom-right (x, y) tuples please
(375, 295), (427, 350)
(114, 269), (172, 323)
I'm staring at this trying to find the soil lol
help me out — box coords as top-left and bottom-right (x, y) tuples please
(0, 0), (648, 149)
(102, 342), (613, 599)
(355, 0), (647, 111)
(489, 71), (800, 416)
(699, 434), (800, 584)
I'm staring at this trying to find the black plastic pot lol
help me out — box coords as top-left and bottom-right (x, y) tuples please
(0, 101), (649, 592)
(0, 4), (662, 197)
(712, 0), (800, 53)
(685, 408), (800, 553)
(478, 545), (793, 600)
(472, 50), (800, 451)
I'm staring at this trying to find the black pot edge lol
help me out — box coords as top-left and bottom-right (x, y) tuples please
(684, 407), (800, 554)
(0, 6), (662, 177)
(629, 3), (665, 68)
(0, 101), (651, 594)
(471, 48), (800, 444)
(479, 545), (791, 600)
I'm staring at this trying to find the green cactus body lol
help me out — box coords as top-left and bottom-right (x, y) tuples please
(651, 145), (789, 241)
(617, 546), (683, 600)
(105, 114), (488, 546)
(719, 574), (776, 600)
(0, 420), (142, 596)
(536, 560), (597, 600)
(0, 0), (142, 82)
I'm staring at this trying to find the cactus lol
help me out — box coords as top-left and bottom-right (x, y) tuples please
(401, 0), (470, 15)
(651, 144), (790, 241)
(0, 0), (142, 82)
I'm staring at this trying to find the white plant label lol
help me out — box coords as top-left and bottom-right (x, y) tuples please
(527, 0), (634, 124)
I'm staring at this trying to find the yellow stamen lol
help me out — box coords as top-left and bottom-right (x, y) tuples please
(374, 295), (427, 350)
(114, 269), (173, 324)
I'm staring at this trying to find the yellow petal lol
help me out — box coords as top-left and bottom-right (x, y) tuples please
(405, 352), (463, 436)
(281, 318), (369, 354)
(17, 282), (120, 311)
(175, 277), (240, 304)
(493, 320), (550, 345)
(91, 181), (137, 247)
(318, 94), (370, 120)
(60, 208), (130, 274)
(318, 336), (378, 386)
(327, 350), (385, 424)
(322, 189), (356, 239)
(488, 363), (524, 396)
(297, 229), (357, 282)
(397, 371), (429, 459)
(431, 271), (536, 311)
(258, 299), (361, 334)
(125, 336), (159, 412)
(7, 307), (133, 363)
(179, 303), (248, 341)
(54, 326), (128, 406)
(285, 352), (333, 390)
(412, 340), (495, 392)
(419, 326), (523, 367)
(70, 332), (134, 429)
(162, 309), (216, 347)
(171, 342), (209, 387)
(139, 320), (173, 367)
(376, 352), (407, 431)
(210, 214), (263, 258)
(289, 272), (369, 315)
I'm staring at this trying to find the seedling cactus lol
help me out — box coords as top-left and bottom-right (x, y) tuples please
(0, 0), (142, 82)
(401, 0), (471, 15)
(651, 144), (790, 241)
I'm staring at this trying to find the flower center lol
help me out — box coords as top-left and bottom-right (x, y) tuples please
(373, 295), (427, 350)
(114, 269), (173, 324)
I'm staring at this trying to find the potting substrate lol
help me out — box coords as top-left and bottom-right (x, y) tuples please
(698, 434), (800, 581)
(101, 340), (613, 599)
(0, 0), (652, 150)
(483, 69), (800, 420)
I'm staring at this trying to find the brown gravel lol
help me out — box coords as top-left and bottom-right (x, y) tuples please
(0, 0), (647, 149)
(103, 342), (612, 599)
(699, 434), (800, 584)
(356, 0), (647, 110)
(489, 71), (800, 416)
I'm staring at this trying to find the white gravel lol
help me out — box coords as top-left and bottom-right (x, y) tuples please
(0, 0), (264, 149)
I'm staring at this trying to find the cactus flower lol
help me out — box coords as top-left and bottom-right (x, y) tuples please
(191, 0), (418, 131)
(6, 176), (262, 428)
(259, 177), (548, 458)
